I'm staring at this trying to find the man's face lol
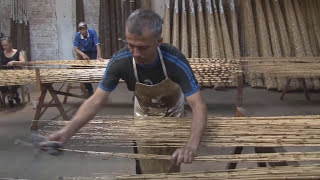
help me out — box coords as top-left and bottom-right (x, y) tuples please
(125, 28), (162, 64)
(79, 27), (88, 37)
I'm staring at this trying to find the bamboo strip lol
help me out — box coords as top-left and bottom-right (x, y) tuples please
(218, 0), (233, 59)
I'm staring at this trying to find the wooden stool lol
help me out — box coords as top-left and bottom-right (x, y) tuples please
(63, 83), (88, 104)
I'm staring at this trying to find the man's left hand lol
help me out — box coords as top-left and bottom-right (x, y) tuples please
(170, 146), (197, 165)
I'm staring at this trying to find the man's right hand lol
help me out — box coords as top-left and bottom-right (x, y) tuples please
(47, 129), (70, 144)
(81, 53), (90, 60)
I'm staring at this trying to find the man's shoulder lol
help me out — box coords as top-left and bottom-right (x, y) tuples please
(160, 43), (188, 63)
(88, 28), (97, 34)
(111, 46), (131, 61)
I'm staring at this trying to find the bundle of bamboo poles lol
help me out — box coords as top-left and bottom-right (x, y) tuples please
(40, 115), (320, 147)
(0, 59), (241, 88)
(161, 0), (320, 91)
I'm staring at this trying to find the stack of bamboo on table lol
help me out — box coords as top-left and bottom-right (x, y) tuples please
(188, 58), (241, 88)
(40, 115), (320, 147)
(162, 0), (320, 91)
(0, 69), (36, 86)
(0, 59), (241, 88)
(29, 59), (110, 68)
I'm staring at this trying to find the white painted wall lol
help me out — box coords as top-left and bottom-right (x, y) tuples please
(55, 0), (76, 60)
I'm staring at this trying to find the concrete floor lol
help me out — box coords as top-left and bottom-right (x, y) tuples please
(0, 83), (320, 180)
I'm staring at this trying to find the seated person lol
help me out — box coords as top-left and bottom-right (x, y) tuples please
(0, 37), (26, 107)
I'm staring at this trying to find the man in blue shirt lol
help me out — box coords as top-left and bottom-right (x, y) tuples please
(73, 22), (102, 95)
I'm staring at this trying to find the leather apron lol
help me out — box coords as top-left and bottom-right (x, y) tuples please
(133, 47), (184, 173)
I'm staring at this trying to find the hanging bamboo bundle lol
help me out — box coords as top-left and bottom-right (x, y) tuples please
(229, 0), (240, 58)
(205, 0), (220, 58)
(254, 0), (277, 90)
(218, 0), (233, 59)
(197, 0), (208, 58)
(171, 0), (180, 49)
(213, 0), (225, 58)
(189, 0), (199, 58)
(40, 115), (320, 147)
(181, 0), (189, 57)
(162, 0), (171, 44)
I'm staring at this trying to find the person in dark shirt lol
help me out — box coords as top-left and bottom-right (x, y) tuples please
(0, 37), (26, 107)
(73, 22), (102, 96)
(43, 9), (207, 174)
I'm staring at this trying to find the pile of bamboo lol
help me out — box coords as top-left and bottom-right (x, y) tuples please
(0, 59), (241, 88)
(40, 115), (320, 147)
(162, 0), (320, 90)
(188, 58), (241, 88)
(29, 60), (110, 68)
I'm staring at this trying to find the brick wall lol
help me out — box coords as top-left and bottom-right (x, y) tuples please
(27, 0), (59, 60)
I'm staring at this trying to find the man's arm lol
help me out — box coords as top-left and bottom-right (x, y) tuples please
(74, 47), (89, 60)
(171, 91), (207, 165)
(48, 87), (110, 143)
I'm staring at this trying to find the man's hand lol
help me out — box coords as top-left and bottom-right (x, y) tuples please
(47, 128), (70, 144)
(170, 146), (197, 165)
(81, 53), (90, 60)
(6, 61), (15, 66)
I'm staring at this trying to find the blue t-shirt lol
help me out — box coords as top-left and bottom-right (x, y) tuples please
(98, 44), (199, 97)
(73, 28), (100, 52)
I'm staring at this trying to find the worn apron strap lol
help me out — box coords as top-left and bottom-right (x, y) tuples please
(132, 47), (168, 82)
